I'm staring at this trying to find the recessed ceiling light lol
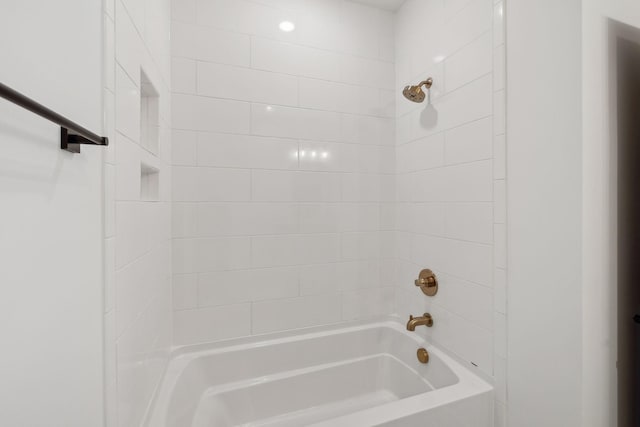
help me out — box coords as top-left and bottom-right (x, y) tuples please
(279, 21), (295, 32)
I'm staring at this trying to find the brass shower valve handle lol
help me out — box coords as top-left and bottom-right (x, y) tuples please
(414, 269), (438, 296)
(415, 276), (435, 286)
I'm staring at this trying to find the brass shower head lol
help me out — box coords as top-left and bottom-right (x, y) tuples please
(402, 78), (433, 103)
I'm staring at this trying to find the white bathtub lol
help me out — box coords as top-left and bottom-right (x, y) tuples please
(145, 321), (493, 427)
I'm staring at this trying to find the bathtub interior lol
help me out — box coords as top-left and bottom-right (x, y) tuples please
(194, 355), (429, 427)
(156, 323), (466, 427)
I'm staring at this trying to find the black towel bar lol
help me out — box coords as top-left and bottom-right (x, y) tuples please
(0, 81), (109, 153)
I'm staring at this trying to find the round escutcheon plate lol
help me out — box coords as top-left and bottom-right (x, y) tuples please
(417, 348), (429, 364)
(415, 269), (438, 296)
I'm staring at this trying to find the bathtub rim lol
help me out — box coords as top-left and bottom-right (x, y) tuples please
(165, 315), (492, 380)
(144, 316), (493, 427)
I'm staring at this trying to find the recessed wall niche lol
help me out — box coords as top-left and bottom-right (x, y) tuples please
(140, 162), (159, 201)
(140, 69), (159, 155)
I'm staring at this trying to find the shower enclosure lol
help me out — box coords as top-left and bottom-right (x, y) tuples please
(102, 0), (507, 424)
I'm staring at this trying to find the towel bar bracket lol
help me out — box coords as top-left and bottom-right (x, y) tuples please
(61, 128), (109, 153)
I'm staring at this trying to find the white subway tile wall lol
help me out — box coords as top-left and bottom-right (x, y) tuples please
(395, 1), (507, 425)
(103, 0), (172, 425)
(170, 0), (397, 345)
(166, 0), (508, 424)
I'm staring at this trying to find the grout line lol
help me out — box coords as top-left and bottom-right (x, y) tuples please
(172, 126), (396, 147)
(172, 164), (396, 177)
(172, 93), (395, 120)
(396, 114), (493, 146)
(173, 56), (396, 92)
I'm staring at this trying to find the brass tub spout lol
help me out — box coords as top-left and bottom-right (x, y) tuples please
(406, 313), (434, 331)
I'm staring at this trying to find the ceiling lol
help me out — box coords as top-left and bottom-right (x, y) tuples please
(349, 0), (407, 12)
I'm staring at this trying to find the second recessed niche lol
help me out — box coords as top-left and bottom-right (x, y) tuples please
(140, 162), (159, 201)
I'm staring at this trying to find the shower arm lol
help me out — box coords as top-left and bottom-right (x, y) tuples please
(418, 78), (433, 89)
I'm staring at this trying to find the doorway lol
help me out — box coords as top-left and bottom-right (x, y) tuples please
(616, 30), (640, 427)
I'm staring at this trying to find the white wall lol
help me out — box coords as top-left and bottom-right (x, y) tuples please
(507, 1), (583, 426)
(170, 0), (396, 345)
(508, 2), (640, 425)
(0, 0), (104, 426)
(102, 0), (173, 425)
